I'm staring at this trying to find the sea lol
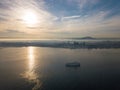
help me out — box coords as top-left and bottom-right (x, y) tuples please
(0, 39), (120, 90)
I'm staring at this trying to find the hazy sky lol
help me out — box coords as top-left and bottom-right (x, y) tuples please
(0, 0), (120, 38)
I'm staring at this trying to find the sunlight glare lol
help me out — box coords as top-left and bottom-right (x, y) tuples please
(22, 10), (38, 25)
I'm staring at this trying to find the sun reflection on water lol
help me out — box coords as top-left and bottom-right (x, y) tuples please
(29, 46), (35, 73)
(27, 46), (37, 80)
(21, 47), (41, 90)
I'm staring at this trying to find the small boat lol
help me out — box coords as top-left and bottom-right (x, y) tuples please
(66, 62), (80, 67)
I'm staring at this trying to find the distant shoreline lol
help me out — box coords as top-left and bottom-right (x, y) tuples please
(0, 40), (120, 49)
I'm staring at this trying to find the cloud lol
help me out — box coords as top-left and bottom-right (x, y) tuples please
(0, 2), (11, 10)
(0, 0), (57, 32)
(67, 0), (99, 9)
(53, 10), (120, 37)
(0, 17), (7, 21)
(4, 29), (25, 33)
(0, 0), (120, 38)
(61, 15), (81, 21)
(0, 29), (27, 38)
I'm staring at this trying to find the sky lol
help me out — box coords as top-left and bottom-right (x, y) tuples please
(0, 0), (120, 38)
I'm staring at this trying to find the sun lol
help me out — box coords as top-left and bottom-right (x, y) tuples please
(22, 10), (38, 25)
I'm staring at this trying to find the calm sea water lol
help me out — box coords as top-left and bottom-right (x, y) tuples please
(0, 47), (120, 90)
